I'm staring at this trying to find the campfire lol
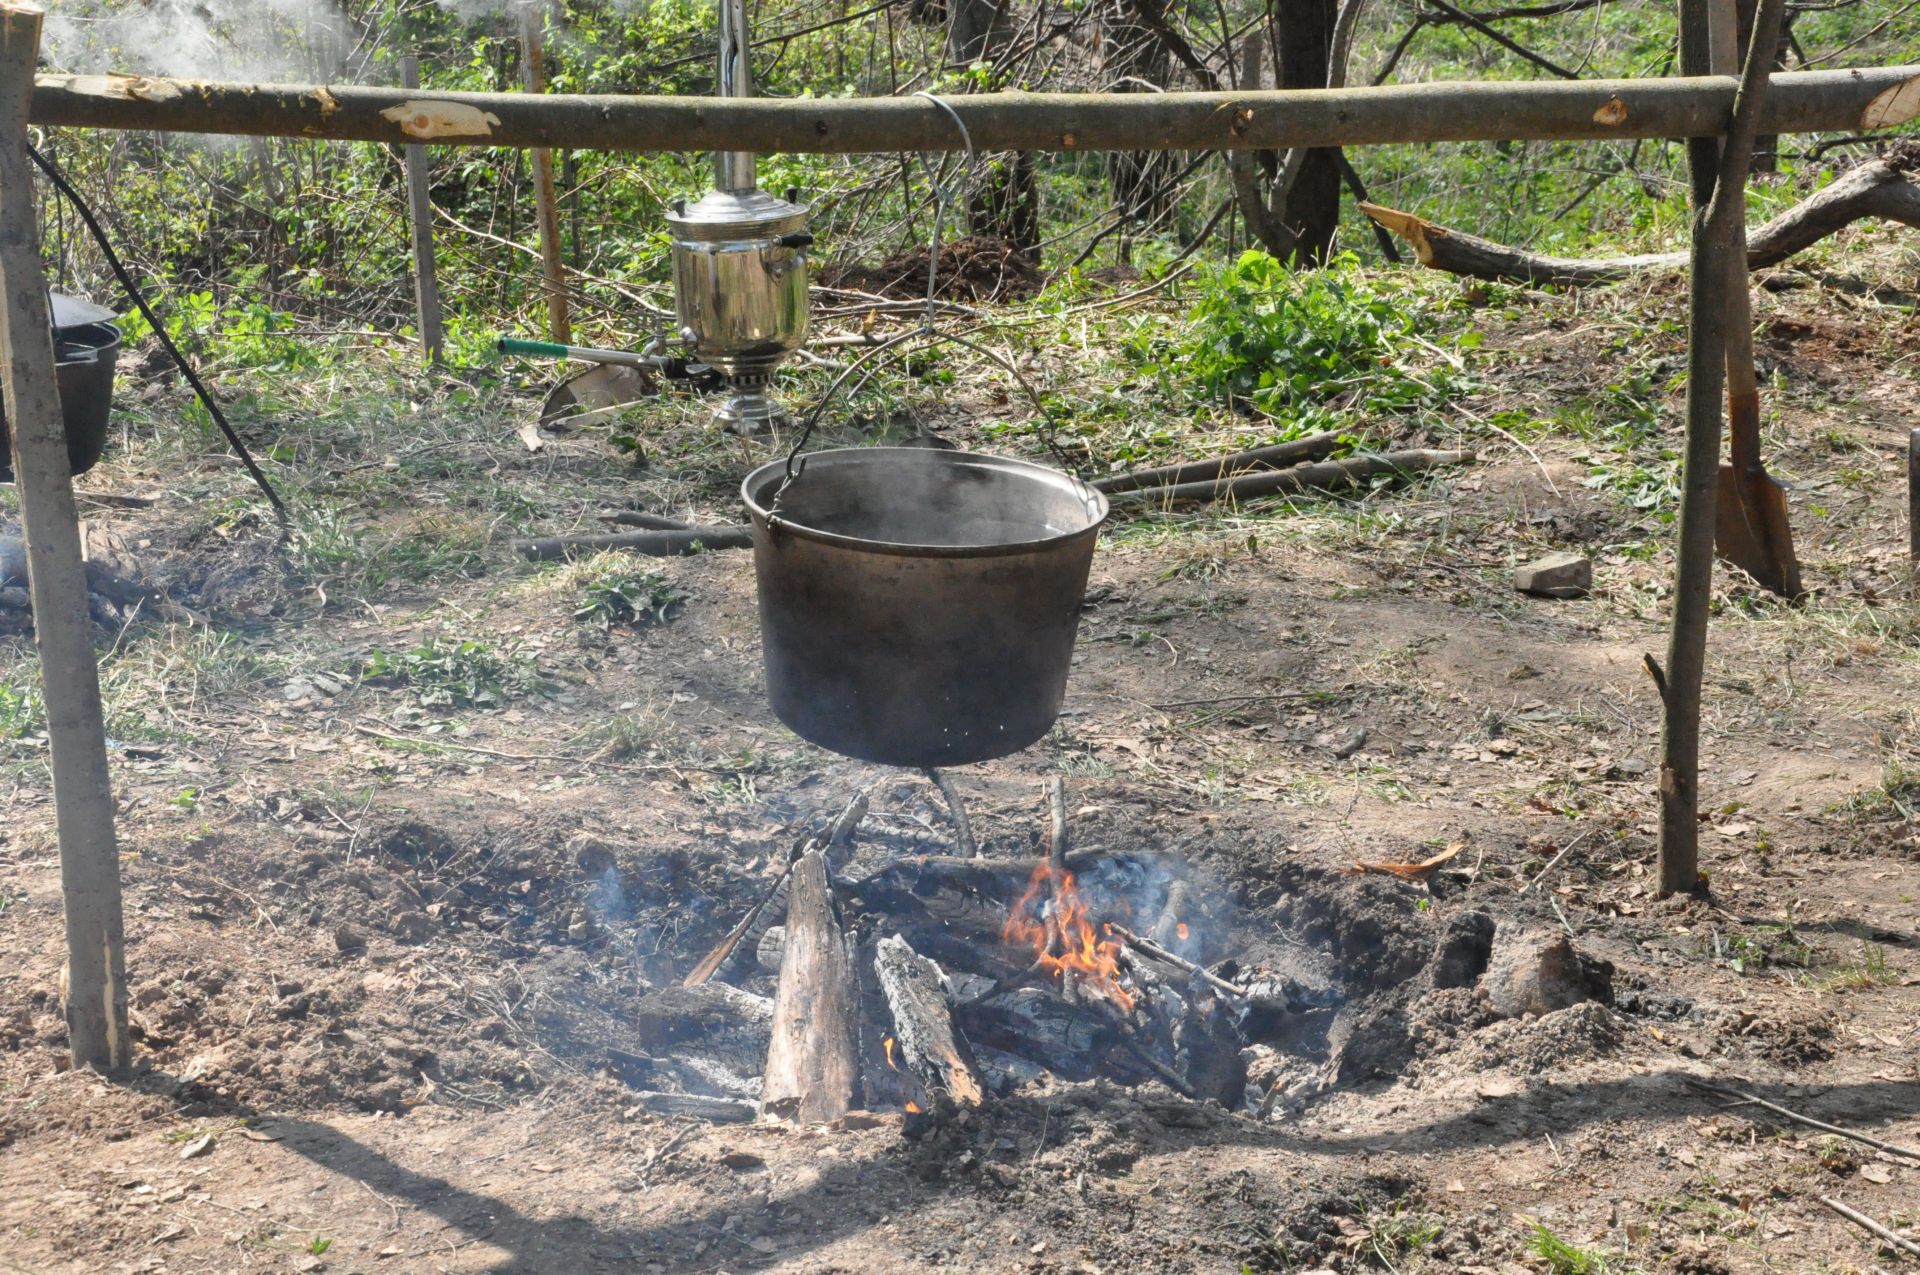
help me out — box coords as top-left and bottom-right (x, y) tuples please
(630, 777), (1334, 1128)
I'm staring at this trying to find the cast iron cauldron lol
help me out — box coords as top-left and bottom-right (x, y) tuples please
(743, 447), (1107, 768)
(0, 294), (121, 481)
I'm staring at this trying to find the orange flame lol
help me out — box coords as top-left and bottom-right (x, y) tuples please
(1176, 922), (1190, 942)
(1003, 865), (1135, 1013)
(905, 1100), (921, 1114)
(883, 1037), (897, 1070)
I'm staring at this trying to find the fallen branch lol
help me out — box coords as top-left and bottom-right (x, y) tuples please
(1362, 157), (1920, 287)
(1686, 1079), (1920, 1162)
(1819, 1197), (1920, 1259)
(1091, 430), (1347, 494)
(1108, 449), (1474, 508)
(625, 1091), (757, 1123)
(1114, 925), (1245, 1001)
(511, 525), (752, 561)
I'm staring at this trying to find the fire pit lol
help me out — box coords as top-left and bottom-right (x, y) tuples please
(637, 779), (1348, 1128)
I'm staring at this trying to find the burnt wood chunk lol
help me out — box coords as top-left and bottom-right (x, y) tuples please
(761, 849), (858, 1123)
(873, 935), (984, 1107)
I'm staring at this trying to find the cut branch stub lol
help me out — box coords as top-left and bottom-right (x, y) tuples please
(760, 848), (858, 1124)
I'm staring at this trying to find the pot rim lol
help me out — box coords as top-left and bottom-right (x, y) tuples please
(741, 446), (1109, 559)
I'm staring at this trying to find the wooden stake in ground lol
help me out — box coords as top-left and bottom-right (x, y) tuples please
(519, 1), (570, 345)
(0, 0), (129, 1074)
(760, 848), (857, 1123)
(400, 55), (445, 368)
(1908, 427), (1920, 565)
(1658, 0), (1786, 897)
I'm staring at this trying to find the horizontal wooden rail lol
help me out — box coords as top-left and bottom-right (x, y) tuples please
(29, 66), (1920, 153)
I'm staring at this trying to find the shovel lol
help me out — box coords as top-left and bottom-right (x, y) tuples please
(1707, 0), (1802, 599)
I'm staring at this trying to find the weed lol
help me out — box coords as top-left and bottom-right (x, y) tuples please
(305, 1237), (334, 1256)
(1527, 1221), (1634, 1275)
(1127, 251), (1467, 432)
(1721, 925), (1814, 975)
(1356, 1203), (1444, 1268)
(575, 569), (688, 630)
(1831, 759), (1920, 823)
(1822, 941), (1895, 991)
(364, 637), (543, 710)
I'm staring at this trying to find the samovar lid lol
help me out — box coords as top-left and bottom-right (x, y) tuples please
(666, 187), (809, 240)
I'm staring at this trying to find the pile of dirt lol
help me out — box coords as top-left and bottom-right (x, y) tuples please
(822, 235), (1045, 301)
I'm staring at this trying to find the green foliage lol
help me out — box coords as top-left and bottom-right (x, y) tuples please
(1527, 1221), (1634, 1275)
(364, 637), (542, 710)
(574, 569), (688, 630)
(0, 679), (42, 741)
(1129, 251), (1467, 435)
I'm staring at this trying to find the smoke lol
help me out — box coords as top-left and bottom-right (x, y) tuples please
(39, 0), (366, 84)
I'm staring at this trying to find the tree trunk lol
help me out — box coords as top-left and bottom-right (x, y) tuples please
(1275, 0), (1342, 264)
(947, 0), (1040, 257)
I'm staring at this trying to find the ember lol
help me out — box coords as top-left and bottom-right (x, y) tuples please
(1003, 864), (1136, 1013)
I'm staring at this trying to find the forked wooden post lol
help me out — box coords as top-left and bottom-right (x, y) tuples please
(0, 0), (129, 1073)
(519, 1), (571, 345)
(400, 55), (445, 367)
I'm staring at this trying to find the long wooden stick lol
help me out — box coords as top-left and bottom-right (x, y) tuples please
(518, 2), (570, 345)
(1686, 1079), (1920, 1163)
(1819, 1197), (1920, 1259)
(0, 0), (129, 1075)
(399, 56), (444, 368)
(511, 525), (752, 561)
(1658, 0), (1782, 897)
(25, 68), (1920, 153)
(1091, 430), (1346, 493)
(1106, 448), (1473, 507)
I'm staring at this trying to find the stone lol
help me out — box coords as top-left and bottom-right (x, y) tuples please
(1513, 552), (1592, 599)
(1478, 928), (1613, 1019)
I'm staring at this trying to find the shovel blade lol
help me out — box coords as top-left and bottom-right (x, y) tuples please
(1714, 462), (1804, 599)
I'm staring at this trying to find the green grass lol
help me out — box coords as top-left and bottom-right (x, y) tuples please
(1527, 1221), (1638, 1275)
(364, 637), (545, 710)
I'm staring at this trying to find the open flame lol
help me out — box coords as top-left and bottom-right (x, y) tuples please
(1004, 864), (1135, 1013)
(1176, 922), (1190, 942)
(882, 1037), (897, 1070)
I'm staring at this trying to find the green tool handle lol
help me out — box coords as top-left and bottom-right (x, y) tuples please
(496, 336), (664, 369)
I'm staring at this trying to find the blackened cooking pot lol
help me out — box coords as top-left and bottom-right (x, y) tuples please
(0, 300), (121, 480)
(743, 447), (1107, 768)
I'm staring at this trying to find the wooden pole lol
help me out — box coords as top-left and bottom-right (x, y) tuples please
(25, 67), (1920, 154)
(1657, 0), (1785, 897)
(400, 55), (444, 368)
(0, 0), (129, 1074)
(1909, 428), (1920, 564)
(518, 2), (570, 345)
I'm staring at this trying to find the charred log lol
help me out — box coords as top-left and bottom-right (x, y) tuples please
(873, 934), (985, 1107)
(761, 849), (859, 1123)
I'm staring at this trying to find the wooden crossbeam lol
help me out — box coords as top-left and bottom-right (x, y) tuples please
(26, 67), (1920, 154)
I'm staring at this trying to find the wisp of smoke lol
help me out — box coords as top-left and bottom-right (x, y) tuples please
(40, 0), (364, 83)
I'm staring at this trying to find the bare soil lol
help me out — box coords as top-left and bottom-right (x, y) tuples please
(2, 232), (1918, 1275)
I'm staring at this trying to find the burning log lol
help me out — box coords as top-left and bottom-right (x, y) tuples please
(760, 847), (859, 1124)
(1149, 880), (1191, 949)
(872, 934), (984, 1108)
(954, 981), (1147, 1084)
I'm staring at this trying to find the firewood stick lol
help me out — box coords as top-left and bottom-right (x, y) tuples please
(1819, 1197), (1920, 1259)
(1114, 925), (1245, 1001)
(760, 848), (858, 1124)
(873, 935), (984, 1107)
(920, 766), (978, 858)
(684, 789), (867, 987)
(1686, 1079), (1920, 1162)
(1106, 449), (1474, 508)
(1046, 776), (1069, 870)
(1091, 431), (1347, 494)
(511, 525), (752, 561)
(1149, 881), (1191, 947)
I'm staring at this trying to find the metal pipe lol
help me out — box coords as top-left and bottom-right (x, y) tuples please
(715, 0), (755, 191)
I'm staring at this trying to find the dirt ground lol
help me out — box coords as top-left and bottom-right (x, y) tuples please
(2, 224), (1919, 1275)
